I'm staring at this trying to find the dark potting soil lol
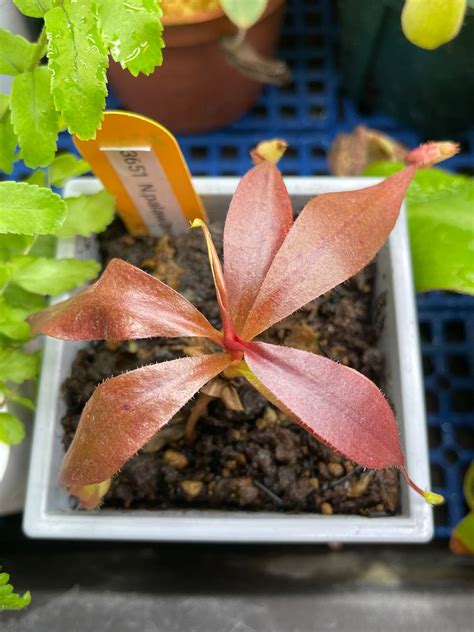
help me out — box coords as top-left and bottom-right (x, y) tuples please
(61, 219), (399, 516)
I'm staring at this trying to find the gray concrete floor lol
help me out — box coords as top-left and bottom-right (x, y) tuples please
(1, 534), (473, 632)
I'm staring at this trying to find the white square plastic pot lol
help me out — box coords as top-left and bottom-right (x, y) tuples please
(0, 403), (32, 516)
(23, 177), (433, 542)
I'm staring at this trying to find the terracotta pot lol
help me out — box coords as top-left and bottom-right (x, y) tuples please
(107, 0), (286, 134)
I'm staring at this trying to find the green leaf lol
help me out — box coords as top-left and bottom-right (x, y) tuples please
(0, 95), (17, 174)
(4, 284), (46, 312)
(364, 163), (474, 295)
(13, 0), (58, 18)
(29, 235), (57, 258)
(45, 0), (108, 139)
(0, 235), (33, 261)
(0, 569), (31, 611)
(0, 298), (32, 341)
(6, 389), (35, 411)
(57, 190), (115, 237)
(0, 181), (66, 235)
(26, 170), (47, 187)
(10, 255), (100, 295)
(464, 462), (474, 511)
(0, 412), (25, 445)
(50, 152), (90, 186)
(0, 29), (35, 75)
(10, 66), (60, 168)
(98, 0), (164, 77)
(220, 0), (268, 28)
(0, 347), (39, 383)
(0, 263), (12, 288)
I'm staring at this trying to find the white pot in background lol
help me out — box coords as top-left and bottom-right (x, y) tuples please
(0, 401), (32, 515)
(0, 1), (32, 95)
(0, 3), (34, 515)
(24, 177), (433, 542)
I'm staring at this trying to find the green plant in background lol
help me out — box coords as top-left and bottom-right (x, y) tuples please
(363, 161), (474, 295)
(0, 1), (165, 445)
(3, 0), (164, 161)
(0, 155), (115, 445)
(450, 462), (474, 555)
(328, 126), (473, 296)
(220, 0), (268, 28)
(0, 567), (30, 611)
(401, 0), (472, 50)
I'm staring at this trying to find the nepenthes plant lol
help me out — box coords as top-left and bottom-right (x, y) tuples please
(29, 142), (456, 509)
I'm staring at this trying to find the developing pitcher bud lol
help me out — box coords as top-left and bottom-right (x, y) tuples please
(405, 142), (460, 168)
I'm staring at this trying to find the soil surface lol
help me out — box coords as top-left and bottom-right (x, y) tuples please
(62, 218), (399, 516)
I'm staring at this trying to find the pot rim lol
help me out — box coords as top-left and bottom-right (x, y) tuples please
(0, 439), (10, 483)
(162, 0), (284, 27)
(162, 7), (223, 26)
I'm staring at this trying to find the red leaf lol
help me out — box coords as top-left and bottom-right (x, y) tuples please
(240, 167), (416, 339)
(244, 342), (405, 469)
(28, 258), (222, 343)
(60, 352), (233, 486)
(223, 162), (293, 333)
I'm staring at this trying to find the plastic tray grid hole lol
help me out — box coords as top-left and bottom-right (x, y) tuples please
(307, 56), (325, 70)
(305, 10), (322, 27)
(189, 146), (209, 160)
(452, 389), (474, 414)
(430, 462), (446, 486)
(443, 448), (460, 465)
(219, 145), (239, 159)
(309, 104), (326, 119)
(280, 80), (297, 94)
(447, 354), (471, 377)
(310, 146), (326, 158)
(425, 388), (440, 414)
(433, 502), (450, 528)
(308, 79), (325, 94)
(443, 319), (466, 343)
(436, 375), (451, 391)
(455, 425), (474, 451)
(422, 354), (435, 376)
(428, 426), (442, 450)
(280, 104), (298, 119)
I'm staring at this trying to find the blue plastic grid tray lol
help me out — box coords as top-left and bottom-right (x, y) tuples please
(3, 0), (473, 539)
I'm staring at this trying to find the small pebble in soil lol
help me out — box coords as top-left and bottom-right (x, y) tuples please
(328, 462), (345, 478)
(163, 449), (188, 470)
(320, 502), (334, 515)
(180, 480), (203, 498)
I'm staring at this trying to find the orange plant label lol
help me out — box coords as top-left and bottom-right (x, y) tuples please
(74, 111), (207, 236)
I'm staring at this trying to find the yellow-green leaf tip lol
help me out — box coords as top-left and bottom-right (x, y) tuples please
(251, 138), (288, 165)
(423, 490), (445, 506)
(68, 479), (111, 510)
(190, 218), (205, 229)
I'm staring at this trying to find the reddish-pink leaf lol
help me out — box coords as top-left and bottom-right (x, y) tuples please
(240, 167), (416, 339)
(405, 141), (459, 168)
(28, 258), (222, 343)
(61, 352), (233, 486)
(223, 162), (293, 333)
(244, 342), (405, 469)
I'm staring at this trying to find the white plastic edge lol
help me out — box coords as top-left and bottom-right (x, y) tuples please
(23, 176), (433, 542)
